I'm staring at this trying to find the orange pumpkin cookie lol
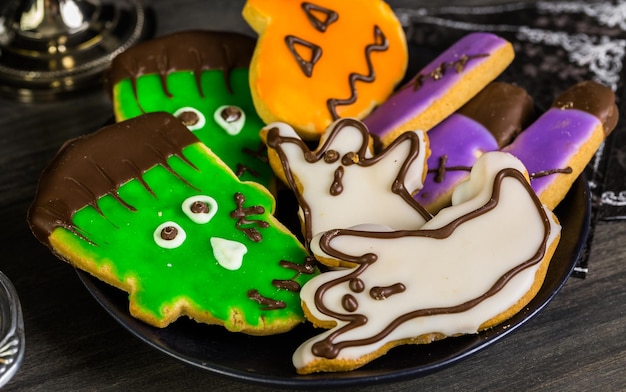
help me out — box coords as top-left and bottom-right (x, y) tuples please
(243, 0), (408, 140)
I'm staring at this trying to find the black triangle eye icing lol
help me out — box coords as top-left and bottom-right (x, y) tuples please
(301, 2), (338, 32)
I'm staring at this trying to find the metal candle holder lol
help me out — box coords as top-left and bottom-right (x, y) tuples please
(0, 0), (153, 102)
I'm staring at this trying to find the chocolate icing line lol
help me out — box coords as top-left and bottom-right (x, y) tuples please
(301, 2), (338, 32)
(280, 257), (317, 275)
(273, 256), (318, 292)
(330, 166), (344, 196)
(428, 156), (573, 184)
(369, 283), (406, 300)
(229, 192), (270, 242)
(326, 25), (389, 120)
(405, 54), (489, 92)
(311, 168), (552, 359)
(247, 289), (286, 310)
(235, 163), (260, 178)
(266, 118), (432, 244)
(530, 167), (573, 179)
(285, 35), (323, 78)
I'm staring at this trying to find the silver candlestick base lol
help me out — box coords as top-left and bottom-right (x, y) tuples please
(0, 0), (153, 102)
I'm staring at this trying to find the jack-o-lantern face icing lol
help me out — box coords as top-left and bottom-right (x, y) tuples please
(28, 112), (317, 334)
(295, 152), (561, 373)
(243, 0), (408, 139)
(105, 30), (275, 190)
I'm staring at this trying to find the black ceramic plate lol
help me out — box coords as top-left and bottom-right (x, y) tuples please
(76, 174), (590, 388)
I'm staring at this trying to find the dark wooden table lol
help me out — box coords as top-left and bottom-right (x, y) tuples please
(1, 0), (625, 390)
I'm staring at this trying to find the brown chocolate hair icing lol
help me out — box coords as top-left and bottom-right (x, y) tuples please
(104, 30), (256, 100)
(551, 80), (619, 136)
(458, 82), (535, 148)
(311, 168), (552, 359)
(28, 112), (199, 245)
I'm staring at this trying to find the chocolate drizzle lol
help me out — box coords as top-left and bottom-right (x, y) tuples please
(407, 53), (489, 92)
(272, 256), (318, 292)
(429, 155), (574, 183)
(369, 283), (406, 300)
(247, 289), (286, 310)
(104, 30), (256, 103)
(265, 118), (432, 245)
(229, 192), (269, 242)
(330, 166), (344, 196)
(428, 155), (472, 183)
(530, 167), (573, 179)
(235, 163), (260, 178)
(28, 113), (200, 246)
(248, 257), (317, 310)
(310, 168), (552, 359)
(326, 25), (389, 120)
(301, 2), (338, 32)
(285, 35), (323, 78)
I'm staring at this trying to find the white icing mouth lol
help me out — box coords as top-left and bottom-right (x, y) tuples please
(210, 237), (247, 270)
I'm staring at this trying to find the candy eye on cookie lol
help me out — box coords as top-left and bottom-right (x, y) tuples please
(173, 107), (206, 131)
(214, 105), (246, 136)
(154, 221), (187, 249)
(182, 195), (218, 224)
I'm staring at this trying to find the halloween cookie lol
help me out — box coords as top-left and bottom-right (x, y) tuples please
(415, 82), (535, 213)
(364, 32), (515, 147)
(502, 80), (618, 210)
(243, 0), (408, 140)
(296, 151), (561, 373)
(104, 30), (274, 189)
(28, 112), (317, 334)
(262, 118), (431, 248)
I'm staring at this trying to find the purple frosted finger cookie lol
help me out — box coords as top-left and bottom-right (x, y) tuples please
(415, 82), (534, 213)
(502, 81), (618, 210)
(363, 32), (514, 147)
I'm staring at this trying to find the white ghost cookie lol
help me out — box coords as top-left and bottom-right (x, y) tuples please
(262, 118), (432, 250)
(295, 151), (561, 373)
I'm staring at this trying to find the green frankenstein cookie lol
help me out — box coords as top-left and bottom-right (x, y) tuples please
(28, 112), (317, 334)
(105, 30), (274, 189)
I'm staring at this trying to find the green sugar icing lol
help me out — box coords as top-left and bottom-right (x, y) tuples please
(113, 68), (274, 189)
(56, 143), (315, 331)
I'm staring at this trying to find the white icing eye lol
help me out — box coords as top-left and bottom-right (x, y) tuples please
(210, 237), (247, 270)
(214, 105), (245, 135)
(182, 195), (218, 224)
(154, 221), (186, 249)
(173, 107), (206, 131)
